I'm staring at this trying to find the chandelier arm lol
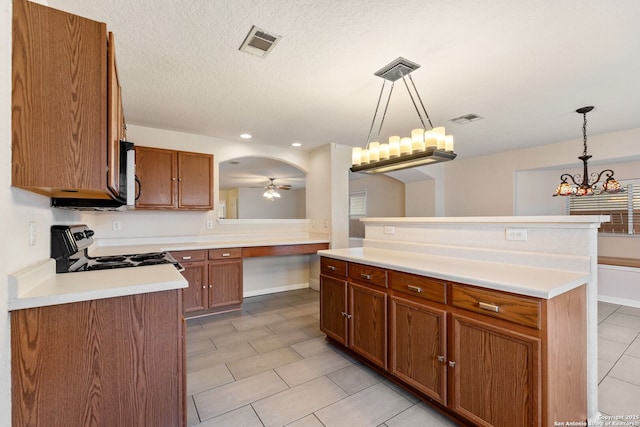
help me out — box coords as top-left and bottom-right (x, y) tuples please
(401, 75), (426, 130)
(364, 80), (388, 147)
(559, 173), (580, 186)
(591, 169), (616, 185)
(407, 73), (434, 129)
(374, 82), (394, 142)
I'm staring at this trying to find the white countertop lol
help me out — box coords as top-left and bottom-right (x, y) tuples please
(318, 247), (590, 299)
(8, 259), (187, 311)
(90, 237), (330, 257)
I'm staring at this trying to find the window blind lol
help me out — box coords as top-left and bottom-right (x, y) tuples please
(349, 190), (367, 217)
(569, 183), (639, 234)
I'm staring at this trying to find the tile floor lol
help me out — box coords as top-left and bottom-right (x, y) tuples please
(186, 289), (640, 426)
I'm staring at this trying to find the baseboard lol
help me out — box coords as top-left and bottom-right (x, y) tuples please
(243, 282), (309, 298)
(598, 295), (640, 309)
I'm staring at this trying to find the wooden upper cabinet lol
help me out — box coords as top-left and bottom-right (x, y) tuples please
(11, 0), (122, 200)
(135, 146), (177, 209)
(135, 146), (213, 210)
(178, 151), (214, 209)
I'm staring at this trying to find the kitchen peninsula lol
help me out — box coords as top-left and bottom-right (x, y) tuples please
(318, 216), (605, 427)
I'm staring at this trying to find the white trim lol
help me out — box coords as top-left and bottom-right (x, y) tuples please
(243, 282), (309, 297)
(598, 295), (640, 309)
(598, 264), (640, 273)
(217, 219), (309, 225)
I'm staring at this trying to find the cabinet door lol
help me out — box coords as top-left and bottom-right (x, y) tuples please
(181, 262), (208, 312)
(178, 151), (213, 210)
(319, 275), (348, 345)
(450, 314), (540, 427)
(107, 32), (123, 197)
(208, 259), (243, 307)
(12, 0), (108, 197)
(348, 282), (387, 369)
(135, 146), (177, 208)
(390, 296), (447, 404)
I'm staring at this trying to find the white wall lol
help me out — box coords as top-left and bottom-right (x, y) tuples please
(237, 187), (304, 219)
(405, 179), (436, 216)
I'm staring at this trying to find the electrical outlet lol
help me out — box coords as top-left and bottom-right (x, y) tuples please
(206, 219), (213, 229)
(384, 226), (395, 235)
(112, 220), (121, 231)
(505, 228), (528, 241)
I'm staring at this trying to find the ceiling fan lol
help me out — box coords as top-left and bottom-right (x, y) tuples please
(258, 178), (291, 200)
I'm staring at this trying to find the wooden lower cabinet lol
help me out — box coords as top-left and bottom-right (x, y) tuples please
(173, 249), (243, 316)
(319, 257), (587, 427)
(11, 290), (185, 427)
(389, 296), (447, 404)
(450, 313), (540, 427)
(348, 282), (387, 369)
(319, 275), (347, 345)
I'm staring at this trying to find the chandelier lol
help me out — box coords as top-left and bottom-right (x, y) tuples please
(350, 57), (457, 174)
(553, 106), (623, 197)
(263, 185), (281, 200)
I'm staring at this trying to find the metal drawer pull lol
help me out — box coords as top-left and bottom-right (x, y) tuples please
(182, 256), (192, 260)
(449, 361), (456, 368)
(407, 285), (422, 293)
(479, 302), (500, 312)
(360, 274), (371, 280)
(437, 355), (445, 363)
(327, 265), (337, 271)
(222, 253), (231, 257)
(340, 312), (352, 319)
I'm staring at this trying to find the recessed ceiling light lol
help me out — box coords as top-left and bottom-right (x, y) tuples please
(291, 142), (302, 147)
(240, 133), (252, 139)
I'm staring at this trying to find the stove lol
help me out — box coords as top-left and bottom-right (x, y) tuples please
(51, 225), (183, 273)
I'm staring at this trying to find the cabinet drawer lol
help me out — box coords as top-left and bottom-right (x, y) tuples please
(451, 284), (541, 329)
(209, 248), (242, 260)
(321, 257), (348, 278)
(349, 263), (387, 288)
(171, 250), (206, 263)
(389, 271), (446, 304)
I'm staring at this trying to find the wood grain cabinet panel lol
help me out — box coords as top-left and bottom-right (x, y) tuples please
(12, 0), (126, 200)
(348, 282), (388, 369)
(135, 146), (213, 211)
(11, 290), (185, 427)
(450, 313), (540, 427)
(208, 258), (243, 308)
(180, 260), (208, 313)
(390, 296), (447, 404)
(319, 275), (348, 345)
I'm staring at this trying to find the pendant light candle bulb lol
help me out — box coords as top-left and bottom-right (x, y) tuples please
(411, 129), (425, 152)
(368, 142), (380, 162)
(400, 137), (412, 155)
(445, 135), (454, 152)
(433, 127), (446, 150)
(379, 143), (390, 160)
(360, 148), (370, 164)
(388, 136), (401, 157)
(424, 130), (437, 148)
(351, 147), (362, 166)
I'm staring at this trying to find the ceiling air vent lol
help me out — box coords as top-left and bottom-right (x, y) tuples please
(450, 113), (484, 124)
(239, 26), (281, 58)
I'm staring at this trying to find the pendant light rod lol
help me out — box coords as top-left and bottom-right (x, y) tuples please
(404, 73), (434, 130)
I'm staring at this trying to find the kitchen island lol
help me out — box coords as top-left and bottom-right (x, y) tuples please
(319, 216), (605, 427)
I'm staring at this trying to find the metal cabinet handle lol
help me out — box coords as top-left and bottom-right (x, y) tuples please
(182, 256), (192, 260)
(449, 361), (456, 368)
(360, 274), (371, 280)
(202, 285), (206, 289)
(209, 285), (212, 288)
(340, 312), (352, 319)
(479, 302), (500, 313)
(327, 265), (337, 271)
(407, 285), (422, 293)
(437, 355), (445, 363)
(222, 253), (231, 257)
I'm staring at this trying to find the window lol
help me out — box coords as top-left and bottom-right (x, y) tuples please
(569, 182), (640, 234)
(349, 190), (367, 238)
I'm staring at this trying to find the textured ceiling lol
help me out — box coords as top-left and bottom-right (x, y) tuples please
(47, 0), (640, 165)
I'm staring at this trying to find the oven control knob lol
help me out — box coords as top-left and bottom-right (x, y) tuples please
(73, 232), (85, 241)
(84, 230), (95, 238)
